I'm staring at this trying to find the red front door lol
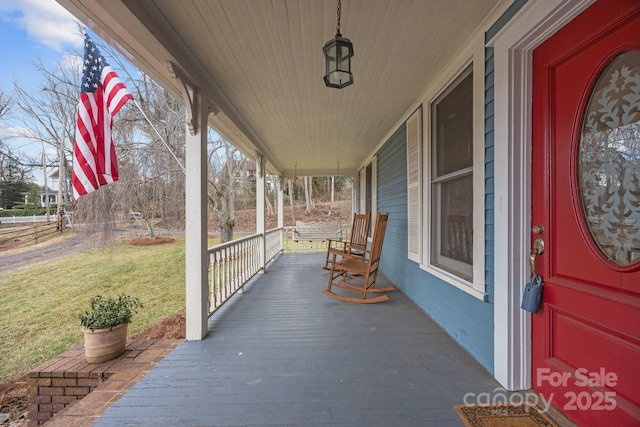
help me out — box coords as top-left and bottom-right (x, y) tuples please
(531, 1), (640, 426)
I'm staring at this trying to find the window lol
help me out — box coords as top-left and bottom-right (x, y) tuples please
(412, 40), (485, 299)
(430, 65), (473, 280)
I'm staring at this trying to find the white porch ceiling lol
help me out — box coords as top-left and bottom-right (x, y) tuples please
(57, 0), (506, 177)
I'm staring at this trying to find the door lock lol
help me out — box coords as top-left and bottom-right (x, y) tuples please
(530, 238), (545, 276)
(533, 238), (544, 255)
(532, 224), (544, 234)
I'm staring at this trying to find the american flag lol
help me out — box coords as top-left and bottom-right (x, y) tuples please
(72, 34), (133, 199)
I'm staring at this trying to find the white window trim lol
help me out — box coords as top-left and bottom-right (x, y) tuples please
(419, 36), (486, 301)
(359, 157), (377, 222)
(372, 157), (377, 220)
(359, 168), (366, 213)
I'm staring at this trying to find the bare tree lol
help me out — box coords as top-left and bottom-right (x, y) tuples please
(287, 178), (296, 223)
(264, 183), (275, 217)
(0, 87), (11, 119)
(0, 141), (38, 209)
(0, 88), (31, 209)
(12, 59), (79, 208)
(207, 136), (250, 243)
(10, 43), (187, 237)
(303, 176), (314, 211)
(0, 88), (19, 184)
(116, 73), (186, 236)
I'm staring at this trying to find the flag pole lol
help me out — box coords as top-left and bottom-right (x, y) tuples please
(132, 99), (186, 174)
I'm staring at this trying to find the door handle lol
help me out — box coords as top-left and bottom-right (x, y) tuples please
(530, 238), (544, 276)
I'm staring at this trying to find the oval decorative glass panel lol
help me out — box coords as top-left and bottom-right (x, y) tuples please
(579, 50), (640, 265)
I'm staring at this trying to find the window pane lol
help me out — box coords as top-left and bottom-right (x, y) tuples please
(433, 68), (473, 177)
(578, 50), (640, 265)
(430, 65), (474, 281)
(439, 174), (473, 265)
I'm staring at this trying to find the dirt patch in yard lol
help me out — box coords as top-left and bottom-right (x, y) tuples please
(130, 312), (186, 340)
(128, 237), (176, 246)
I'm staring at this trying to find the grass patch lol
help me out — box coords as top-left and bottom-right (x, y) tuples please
(0, 237), (187, 382)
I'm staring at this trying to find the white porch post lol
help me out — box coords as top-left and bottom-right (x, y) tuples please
(277, 176), (284, 229)
(352, 183), (357, 214)
(256, 153), (266, 269)
(277, 176), (285, 252)
(179, 76), (209, 341)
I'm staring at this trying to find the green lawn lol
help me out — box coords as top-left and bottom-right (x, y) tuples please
(0, 237), (189, 382)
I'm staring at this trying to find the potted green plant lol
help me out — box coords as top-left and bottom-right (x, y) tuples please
(75, 294), (143, 363)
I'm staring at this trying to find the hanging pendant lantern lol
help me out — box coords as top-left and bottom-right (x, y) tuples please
(323, 0), (354, 89)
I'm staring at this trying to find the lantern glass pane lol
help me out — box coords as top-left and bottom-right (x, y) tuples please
(325, 43), (337, 74)
(329, 71), (351, 86)
(336, 46), (350, 71)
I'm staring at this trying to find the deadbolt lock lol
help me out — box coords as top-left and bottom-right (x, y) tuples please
(532, 224), (544, 234)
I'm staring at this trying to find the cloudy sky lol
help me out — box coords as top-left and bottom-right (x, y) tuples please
(0, 0), (81, 85)
(0, 0), (190, 186)
(0, 0), (106, 184)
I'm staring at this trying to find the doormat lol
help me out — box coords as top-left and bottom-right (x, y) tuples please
(454, 403), (559, 427)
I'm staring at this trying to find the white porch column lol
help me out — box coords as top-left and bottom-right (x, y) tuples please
(277, 176), (284, 229)
(179, 76), (209, 341)
(255, 153), (266, 269)
(352, 184), (357, 214)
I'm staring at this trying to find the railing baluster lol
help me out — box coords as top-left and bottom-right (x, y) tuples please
(207, 228), (300, 316)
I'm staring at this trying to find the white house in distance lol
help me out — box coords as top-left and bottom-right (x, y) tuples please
(55, 1), (640, 426)
(33, 169), (61, 208)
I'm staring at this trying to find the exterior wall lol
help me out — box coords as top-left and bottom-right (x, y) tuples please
(376, 123), (494, 373)
(484, 49), (496, 309)
(374, 0), (527, 379)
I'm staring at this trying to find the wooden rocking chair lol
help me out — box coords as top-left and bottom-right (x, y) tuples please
(323, 213), (371, 270)
(324, 213), (394, 303)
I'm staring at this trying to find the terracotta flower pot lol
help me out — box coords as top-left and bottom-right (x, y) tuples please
(82, 323), (128, 363)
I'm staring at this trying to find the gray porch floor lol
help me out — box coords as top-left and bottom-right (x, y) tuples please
(92, 253), (501, 427)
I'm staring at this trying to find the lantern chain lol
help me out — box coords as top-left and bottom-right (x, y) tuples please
(336, 0), (342, 35)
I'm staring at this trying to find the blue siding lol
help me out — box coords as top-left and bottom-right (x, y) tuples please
(486, 0), (528, 43)
(485, 47), (496, 307)
(373, 1), (526, 375)
(377, 126), (410, 277)
(376, 121), (494, 373)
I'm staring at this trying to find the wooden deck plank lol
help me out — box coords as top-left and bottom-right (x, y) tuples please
(92, 253), (500, 426)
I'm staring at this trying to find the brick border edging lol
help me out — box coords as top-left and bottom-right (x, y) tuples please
(27, 339), (181, 426)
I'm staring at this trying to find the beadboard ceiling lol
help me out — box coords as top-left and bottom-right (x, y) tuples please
(57, 0), (505, 177)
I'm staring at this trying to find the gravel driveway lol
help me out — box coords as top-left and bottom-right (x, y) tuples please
(0, 232), (102, 274)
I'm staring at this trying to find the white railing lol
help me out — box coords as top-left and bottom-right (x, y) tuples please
(207, 225), (351, 316)
(1, 215), (49, 223)
(265, 228), (283, 261)
(282, 225), (350, 252)
(208, 228), (283, 315)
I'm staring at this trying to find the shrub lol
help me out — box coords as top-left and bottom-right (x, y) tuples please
(75, 294), (143, 331)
